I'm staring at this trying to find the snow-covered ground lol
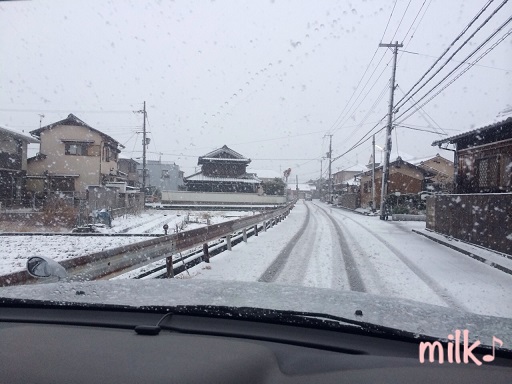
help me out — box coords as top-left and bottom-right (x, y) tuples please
(97, 209), (258, 234)
(0, 209), (257, 276)
(3, 202), (511, 319)
(174, 201), (512, 318)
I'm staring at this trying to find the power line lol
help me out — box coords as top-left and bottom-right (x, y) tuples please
(401, 0), (429, 43)
(395, 85), (446, 135)
(396, 26), (512, 123)
(0, 108), (134, 113)
(325, 1), (399, 134)
(394, 0), (499, 110)
(401, 49), (511, 71)
(336, 80), (389, 147)
(388, 0), (413, 42)
(331, 0), (417, 136)
(395, 124), (448, 135)
(381, 0), (399, 41)
(331, 52), (390, 133)
(396, 17), (512, 121)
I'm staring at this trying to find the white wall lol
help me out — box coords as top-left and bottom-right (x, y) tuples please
(161, 191), (287, 204)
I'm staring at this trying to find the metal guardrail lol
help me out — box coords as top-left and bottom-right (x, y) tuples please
(0, 202), (296, 286)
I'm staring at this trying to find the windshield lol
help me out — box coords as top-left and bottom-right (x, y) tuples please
(1, 0), (511, 351)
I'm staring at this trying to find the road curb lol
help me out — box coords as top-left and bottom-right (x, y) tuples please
(412, 229), (512, 276)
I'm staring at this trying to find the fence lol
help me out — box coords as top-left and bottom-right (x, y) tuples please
(426, 193), (512, 255)
(0, 202), (295, 286)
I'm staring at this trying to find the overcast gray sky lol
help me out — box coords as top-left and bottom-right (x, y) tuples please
(1, 0), (511, 180)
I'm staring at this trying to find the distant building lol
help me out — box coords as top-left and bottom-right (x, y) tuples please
(358, 156), (434, 209)
(138, 160), (184, 191)
(287, 183), (316, 200)
(118, 158), (140, 188)
(184, 145), (260, 193)
(0, 126), (39, 204)
(332, 164), (364, 194)
(412, 154), (454, 193)
(27, 114), (124, 194)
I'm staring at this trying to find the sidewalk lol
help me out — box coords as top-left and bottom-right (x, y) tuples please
(412, 228), (512, 276)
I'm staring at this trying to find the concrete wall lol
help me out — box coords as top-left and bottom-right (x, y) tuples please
(161, 190), (286, 205)
(426, 193), (512, 255)
(337, 193), (359, 210)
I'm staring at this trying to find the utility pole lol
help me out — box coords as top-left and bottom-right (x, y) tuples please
(142, 101), (147, 191)
(378, 41), (402, 220)
(135, 101), (148, 192)
(325, 134), (333, 203)
(320, 158), (323, 196)
(372, 134), (376, 212)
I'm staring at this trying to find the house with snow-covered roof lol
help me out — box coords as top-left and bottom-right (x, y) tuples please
(184, 145), (261, 193)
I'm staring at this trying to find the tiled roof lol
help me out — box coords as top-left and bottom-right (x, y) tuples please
(432, 117), (512, 146)
(0, 126), (39, 143)
(29, 114), (124, 148)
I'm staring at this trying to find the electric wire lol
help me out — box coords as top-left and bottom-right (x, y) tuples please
(395, 0), (504, 111)
(325, 0), (398, 133)
(396, 27), (512, 123)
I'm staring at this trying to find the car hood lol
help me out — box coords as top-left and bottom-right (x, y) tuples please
(1, 279), (511, 346)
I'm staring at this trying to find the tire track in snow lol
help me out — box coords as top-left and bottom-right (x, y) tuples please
(317, 207), (387, 294)
(330, 208), (466, 311)
(258, 203), (311, 283)
(314, 205), (366, 293)
(271, 208), (320, 286)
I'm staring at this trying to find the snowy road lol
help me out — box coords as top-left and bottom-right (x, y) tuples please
(185, 201), (512, 318)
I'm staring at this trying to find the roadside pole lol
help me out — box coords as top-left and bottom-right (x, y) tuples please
(379, 41), (402, 220)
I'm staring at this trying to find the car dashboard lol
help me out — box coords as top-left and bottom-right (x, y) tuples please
(1, 304), (511, 383)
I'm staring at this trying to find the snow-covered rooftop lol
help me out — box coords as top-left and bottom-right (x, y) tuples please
(0, 125), (39, 143)
(185, 172), (261, 184)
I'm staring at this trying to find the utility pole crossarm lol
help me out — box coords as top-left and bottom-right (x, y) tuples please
(378, 43), (404, 48)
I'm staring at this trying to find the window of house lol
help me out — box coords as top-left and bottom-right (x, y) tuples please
(103, 146), (111, 162)
(65, 143), (89, 156)
(476, 156), (500, 188)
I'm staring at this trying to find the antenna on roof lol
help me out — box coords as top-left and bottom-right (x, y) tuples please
(38, 114), (45, 128)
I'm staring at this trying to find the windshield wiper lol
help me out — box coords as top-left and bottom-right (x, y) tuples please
(152, 305), (512, 358)
(156, 305), (427, 342)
